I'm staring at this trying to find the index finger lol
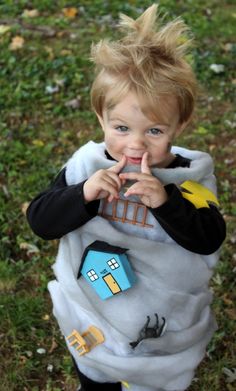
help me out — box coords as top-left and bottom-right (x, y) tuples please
(141, 152), (151, 174)
(108, 155), (127, 174)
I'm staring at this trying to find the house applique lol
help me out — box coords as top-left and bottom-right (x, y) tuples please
(77, 240), (136, 300)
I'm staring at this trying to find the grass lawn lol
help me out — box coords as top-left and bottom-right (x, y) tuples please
(0, 1), (235, 390)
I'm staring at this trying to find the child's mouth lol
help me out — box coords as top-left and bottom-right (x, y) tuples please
(126, 156), (142, 165)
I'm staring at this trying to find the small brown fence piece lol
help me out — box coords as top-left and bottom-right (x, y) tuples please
(99, 198), (153, 228)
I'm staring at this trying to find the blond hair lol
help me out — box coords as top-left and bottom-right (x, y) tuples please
(90, 4), (197, 124)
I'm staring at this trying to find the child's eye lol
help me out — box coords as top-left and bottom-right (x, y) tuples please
(116, 126), (129, 132)
(148, 128), (163, 136)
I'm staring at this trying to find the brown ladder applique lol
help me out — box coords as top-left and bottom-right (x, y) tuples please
(98, 198), (154, 228)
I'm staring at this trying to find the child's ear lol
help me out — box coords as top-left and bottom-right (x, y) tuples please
(96, 113), (105, 131)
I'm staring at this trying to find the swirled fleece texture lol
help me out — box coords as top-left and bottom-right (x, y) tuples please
(48, 141), (219, 391)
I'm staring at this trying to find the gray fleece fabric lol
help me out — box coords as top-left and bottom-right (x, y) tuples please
(48, 141), (220, 391)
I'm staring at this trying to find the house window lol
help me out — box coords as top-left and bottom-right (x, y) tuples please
(107, 258), (120, 270)
(87, 269), (99, 282)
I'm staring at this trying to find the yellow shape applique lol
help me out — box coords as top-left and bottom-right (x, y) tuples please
(180, 180), (219, 209)
(121, 380), (130, 388)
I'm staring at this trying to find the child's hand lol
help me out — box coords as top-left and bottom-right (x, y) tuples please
(119, 152), (168, 208)
(83, 155), (126, 203)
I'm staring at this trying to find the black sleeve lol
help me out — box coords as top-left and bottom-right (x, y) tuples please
(150, 184), (226, 255)
(26, 168), (100, 240)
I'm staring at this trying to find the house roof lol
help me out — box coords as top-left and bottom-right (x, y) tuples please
(77, 240), (128, 279)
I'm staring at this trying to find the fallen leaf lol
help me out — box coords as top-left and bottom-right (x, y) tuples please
(70, 33), (78, 40)
(60, 49), (72, 56)
(223, 367), (236, 383)
(224, 158), (234, 165)
(65, 96), (81, 109)
(19, 355), (27, 364)
(9, 36), (25, 50)
(45, 85), (59, 94)
(62, 7), (78, 19)
(22, 9), (39, 18)
(47, 364), (54, 372)
(36, 348), (46, 355)
(225, 308), (236, 320)
(55, 79), (65, 87)
(195, 126), (208, 135)
(44, 46), (54, 60)
(227, 384), (236, 391)
(212, 273), (223, 285)
(19, 242), (40, 255)
(223, 43), (233, 52)
(205, 8), (212, 16)
(1, 184), (10, 199)
(57, 31), (68, 38)
(209, 144), (216, 152)
(32, 139), (44, 147)
(230, 235), (236, 245)
(209, 63), (225, 74)
(0, 25), (10, 35)
(224, 120), (236, 129)
(21, 202), (29, 215)
(222, 294), (234, 306)
(49, 338), (58, 353)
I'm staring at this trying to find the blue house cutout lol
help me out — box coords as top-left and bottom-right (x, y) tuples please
(77, 241), (136, 300)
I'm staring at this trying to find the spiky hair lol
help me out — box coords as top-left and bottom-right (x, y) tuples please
(90, 4), (197, 124)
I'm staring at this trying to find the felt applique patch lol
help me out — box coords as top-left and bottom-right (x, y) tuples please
(180, 180), (219, 209)
(99, 198), (154, 228)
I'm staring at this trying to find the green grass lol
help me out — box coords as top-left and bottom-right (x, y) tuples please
(0, 1), (235, 390)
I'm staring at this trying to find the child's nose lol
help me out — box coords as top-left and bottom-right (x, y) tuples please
(130, 135), (146, 149)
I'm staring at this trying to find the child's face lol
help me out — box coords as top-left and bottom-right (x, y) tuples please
(98, 92), (184, 168)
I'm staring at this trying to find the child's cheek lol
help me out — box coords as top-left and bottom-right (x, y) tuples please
(105, 136), (115, 151)
(105, 135), (122, 158)
(166, 142), (172, 152)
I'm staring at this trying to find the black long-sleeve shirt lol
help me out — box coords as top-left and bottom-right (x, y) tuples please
(26, 154), (226, 255)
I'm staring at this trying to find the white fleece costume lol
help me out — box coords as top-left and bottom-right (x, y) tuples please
(48, 141), (219, 391)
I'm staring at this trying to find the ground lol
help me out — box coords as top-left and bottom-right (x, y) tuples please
(0, 1), (235, 390)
